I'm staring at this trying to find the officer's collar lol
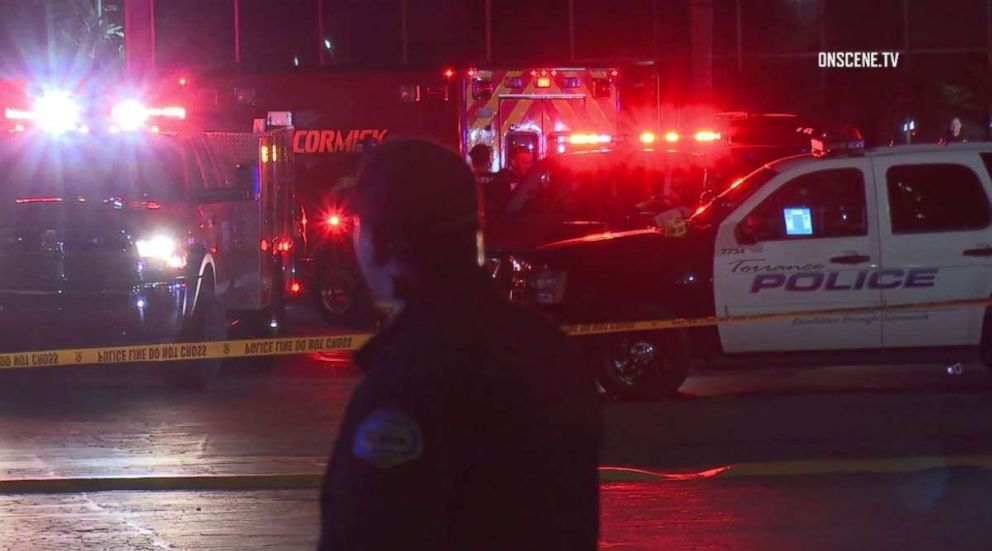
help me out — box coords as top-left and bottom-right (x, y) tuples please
(352, 269), (499, 370)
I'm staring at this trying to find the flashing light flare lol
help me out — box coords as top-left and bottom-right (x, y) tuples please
(664, 131), (680, 143)
(111, 99), (149, 131)
(639, 131), (657, 145)
(178, 76), (188, 86)
(4, 108), (31, 120)
(328, 215), (342, 227)
(694, 130), (722, 142)
(536, 76), (552, 88)
(443, 68), (456, 79)
(289, 281), (303, 295)
(31, 92), (81, 134)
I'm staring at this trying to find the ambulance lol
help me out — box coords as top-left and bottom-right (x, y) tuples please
(506, 133), (992, 399)
(0, 80), (300, 386)
(182, 67), (620, 326)
(461, 67), (621, 170)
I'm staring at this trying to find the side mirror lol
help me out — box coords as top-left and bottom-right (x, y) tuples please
(734, 214), (764, 245)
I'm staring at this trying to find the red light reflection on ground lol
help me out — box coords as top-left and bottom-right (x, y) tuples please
(600, 465), (731, 481)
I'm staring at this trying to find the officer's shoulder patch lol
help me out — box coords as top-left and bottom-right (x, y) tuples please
(352, 408), (423, 469)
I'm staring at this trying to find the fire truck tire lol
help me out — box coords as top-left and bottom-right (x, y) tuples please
(316, 266), (377, 329)
(166, 286), (226, 390)
(588, 306), (691, 400)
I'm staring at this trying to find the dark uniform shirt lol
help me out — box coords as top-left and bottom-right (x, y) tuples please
(483, 169), (521, 217)
(319, 271), (600, 550)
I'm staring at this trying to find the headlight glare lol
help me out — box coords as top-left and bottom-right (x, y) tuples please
(136, 235), (187, 269)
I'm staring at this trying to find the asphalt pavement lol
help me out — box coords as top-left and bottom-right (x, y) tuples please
(2, 310), (992, 549)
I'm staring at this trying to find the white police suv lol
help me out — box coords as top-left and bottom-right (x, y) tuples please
(508, 139), (992, 399)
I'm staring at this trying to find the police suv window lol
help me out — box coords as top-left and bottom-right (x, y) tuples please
(886, 164), (990, 234)
(745, 168), (867, 241)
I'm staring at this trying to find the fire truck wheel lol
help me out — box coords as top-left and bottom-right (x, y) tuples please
(317, 266), (377, 329)
(588, 306), (691, 400)
(166, 286), (226, 390)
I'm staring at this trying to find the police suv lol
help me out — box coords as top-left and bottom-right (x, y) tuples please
(0, 86), (299, 386)
(506, 137), (992, 399)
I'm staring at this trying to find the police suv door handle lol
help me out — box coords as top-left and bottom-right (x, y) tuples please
(829, 253), (871, 265)
(962, 246), (992, 257)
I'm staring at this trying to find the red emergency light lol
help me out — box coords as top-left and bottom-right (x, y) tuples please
(664, 131), (680, 143)
(567, 133), (612, 145)
(694, 130), (722, 142)
(639, 131), (657, 145)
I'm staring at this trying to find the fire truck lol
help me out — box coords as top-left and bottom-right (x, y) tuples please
(181, 66), (621, 326)
(0, 79), (300, 386)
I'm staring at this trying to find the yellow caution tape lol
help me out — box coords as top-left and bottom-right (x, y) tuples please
(0, 334), (373, 370)
(559, 296), (992, 336)
(1, 296), (991, 370)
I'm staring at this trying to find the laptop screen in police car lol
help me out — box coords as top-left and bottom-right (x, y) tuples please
(783, 207), (813, 236)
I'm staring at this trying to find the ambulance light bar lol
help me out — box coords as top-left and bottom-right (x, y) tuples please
(566, 133), (612, 145)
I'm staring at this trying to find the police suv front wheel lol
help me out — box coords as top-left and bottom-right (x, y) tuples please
(590, 321), (690, 400)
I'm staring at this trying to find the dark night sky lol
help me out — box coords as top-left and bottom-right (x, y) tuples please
(2, 0), (990, 140)
(2, 0), (989, 72)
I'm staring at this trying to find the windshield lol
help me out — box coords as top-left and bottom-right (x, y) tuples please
(688, 165), (778, 227)
(504, 152), (708, 223)
(0, 136), (185, 201)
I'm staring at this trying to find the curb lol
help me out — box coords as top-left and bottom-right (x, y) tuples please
(0, 473), (323, 495)
(598, 455), (992, 482)
(4, 455), (992, 494)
